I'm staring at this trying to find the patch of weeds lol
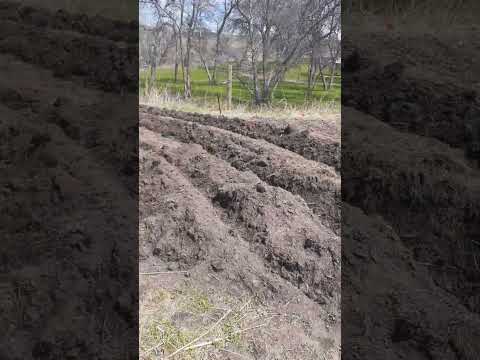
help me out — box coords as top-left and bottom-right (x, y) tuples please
(140, 284), (269, 359)
(179, 288), (214, 315)
(159, 320), (196, 354)
(140, 317), (198, 360)
(151, 288), (172, 304)
(222, 317), (242, 347)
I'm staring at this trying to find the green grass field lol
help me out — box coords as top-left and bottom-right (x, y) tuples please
(140, 65), (340, 107)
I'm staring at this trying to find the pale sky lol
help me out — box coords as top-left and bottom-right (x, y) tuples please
(139, 3), (156, 26)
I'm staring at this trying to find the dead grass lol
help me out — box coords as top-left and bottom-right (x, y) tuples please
(139, 281), (273, 360)
(140, 87), (340, 125)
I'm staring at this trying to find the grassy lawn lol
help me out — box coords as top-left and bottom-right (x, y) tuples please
(140, 65), (340, 107)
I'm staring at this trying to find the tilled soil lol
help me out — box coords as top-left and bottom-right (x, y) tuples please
(0, 1), (137, 92)
(142, 106), (341, 171)
(139, 105), (341, 359)
(0, 2), (137, 359)
(342, 23), (480, 360)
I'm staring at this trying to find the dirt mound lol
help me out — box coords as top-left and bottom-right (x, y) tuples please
(139, 109), (341, 359)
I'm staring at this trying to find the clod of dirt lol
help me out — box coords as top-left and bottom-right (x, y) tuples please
(383, 61), (405, 81)
(256, 182), (266, 193)
(210, 259), (225, 272)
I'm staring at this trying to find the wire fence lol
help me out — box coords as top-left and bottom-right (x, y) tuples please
(140, 63), (341, 107)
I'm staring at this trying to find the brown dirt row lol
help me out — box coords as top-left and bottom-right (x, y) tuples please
(140, 128), (340, 358)
(342, 106), (480, 360)
(343, 29), (480, 88)
(0, 18), (137, 92)
(0, 53), (138, 192)
(140, 105), (341, 171)
(140, 112), (340, 233)
(343, 202), (480, 360)
(0, 0), (137, 43)
(342, 35), (480, 152)
(343, 106), (480, 308)
(140, 127), (340, 307)
(342, 22), (480, 360)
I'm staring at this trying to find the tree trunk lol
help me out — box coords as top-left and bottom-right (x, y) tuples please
(149, 64), (156, 93)
(200, 55), (212, 84)
(212, 32), (221, 84)
(212, 3), (234, 84)
(307, 52), (315, 99)
(319, 66), (327, 91)
(227, 64), (232, 110)
(328, 63), (336, 90)
(184, 33), (192, 98)
(174, 38), (179, 83)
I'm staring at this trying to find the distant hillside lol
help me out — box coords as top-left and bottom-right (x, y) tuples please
(140, 25), (339, 70)
(140, 25), (248, 69)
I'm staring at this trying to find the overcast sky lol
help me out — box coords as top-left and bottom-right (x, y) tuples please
(140, 3), (155, 26)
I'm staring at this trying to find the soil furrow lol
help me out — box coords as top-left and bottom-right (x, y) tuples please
(342, 43), (479, 151)
(140, 105), (341, 170)
(140, 126), (340, 308)
(140, 134), (340, 359)
(0, 19), (137, 92)
(343, 106), (480, 314)
(0, 54), (138, 192)
(140, 133), (323, 303)
(0, 0), (137, 43)
(343, 202), (480, 359)
(140, 112), (341, 233)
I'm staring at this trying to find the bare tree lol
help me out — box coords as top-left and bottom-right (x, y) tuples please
(306, 11), (340, 96)
(191, 0), (236, 85)
(211, 0), (236, 83)
(326, 32), (340, 90)
(233, 0), (340, 105)
(194, 26), (214, 83)
(140, 15), (176, 92)
(184, 0), (208, 98)
(143, 0), (208, 98)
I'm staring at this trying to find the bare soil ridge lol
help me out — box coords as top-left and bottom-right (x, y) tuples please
(141, 106), (341, 171)
(139, 107), (341, 358)
(342, 23), (480, 360)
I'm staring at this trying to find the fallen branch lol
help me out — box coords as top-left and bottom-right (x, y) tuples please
(140, 271), (188, 276)
(174, 323), (268, 353)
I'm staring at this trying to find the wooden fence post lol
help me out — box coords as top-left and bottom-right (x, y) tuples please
(227, 64), (233, 110)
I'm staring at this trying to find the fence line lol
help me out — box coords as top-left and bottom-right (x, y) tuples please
(140, 63), (341, 106)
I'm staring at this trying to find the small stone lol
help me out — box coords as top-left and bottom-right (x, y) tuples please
(211, 260), (225, 272)
(255, 159), (268, 167)
(256, 183), (266, 193)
